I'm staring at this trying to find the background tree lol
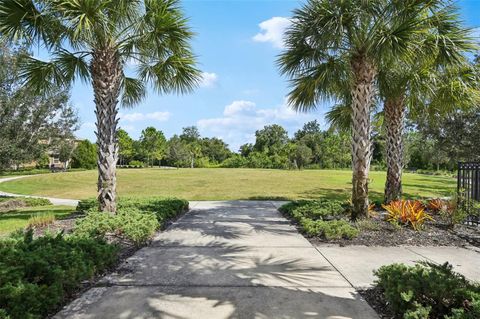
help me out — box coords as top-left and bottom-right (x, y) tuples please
(0, 0), (201, 212)
(0, 42), (78, 171)
(253, 124), (289, 156)
(288, 143), (312, 169)
(57, 140), (75, 170)
(139, 127), (167, 167)
(200, 137), (231, 164)
(278, 0), (443, 218)
(165, 135), (190, 168)
(294, 120), (323, 164)
(71, 140), (97, 170)
(180, 126), (202, 168)
(239, 143), (254, 157)
(117, 129), (134, 166)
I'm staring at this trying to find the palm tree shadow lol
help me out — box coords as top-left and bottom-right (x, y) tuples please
(56, 203), (376, 319)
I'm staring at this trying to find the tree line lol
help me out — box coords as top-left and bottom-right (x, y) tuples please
(69, 110), (480, 173)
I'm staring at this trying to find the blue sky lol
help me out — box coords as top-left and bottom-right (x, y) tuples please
(73, 0), (480, 151)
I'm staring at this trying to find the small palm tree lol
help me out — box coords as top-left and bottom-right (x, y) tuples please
(278, 0), (438, 218)
(0, 0), (201, 212)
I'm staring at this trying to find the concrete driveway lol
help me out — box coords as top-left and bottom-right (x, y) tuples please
(55, 201), (379, 319)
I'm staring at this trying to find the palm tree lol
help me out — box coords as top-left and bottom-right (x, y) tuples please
(381, 63), (479, 203)
(278, 0), (437, 218)
(0, 0), (201, 212)
(379, 3), (478, 202)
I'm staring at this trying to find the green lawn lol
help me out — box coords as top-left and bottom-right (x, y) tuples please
(0, 205), (75, 236)
(0, 168), (455, 201)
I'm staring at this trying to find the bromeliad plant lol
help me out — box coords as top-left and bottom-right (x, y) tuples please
(382, 200), (433, 231)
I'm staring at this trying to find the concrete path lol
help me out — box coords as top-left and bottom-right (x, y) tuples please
(55, 201), (379, 319)
(0, 175), (79, 206)
(316, 245), (480, 288)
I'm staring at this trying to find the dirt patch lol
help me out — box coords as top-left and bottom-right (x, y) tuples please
(0, 199), (27, 212)
(358, 287), (394, 319)
(31, 213), (83, 237)
(311, 219), (477, 247)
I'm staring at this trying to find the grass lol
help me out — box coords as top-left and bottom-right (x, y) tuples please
(0, 168), (455, 201)
(0, 205), (74, 236)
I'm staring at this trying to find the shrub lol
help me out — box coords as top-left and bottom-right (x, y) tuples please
(300, 219), (359, 239)
(355, 218), (380, 231)
(375, 262), (480, 319)
(280, 200), (357, 240)
(382, 200), (433, 230)
(0, 231), (118, 319)
(279, 199), (347, 222)
(0, 197), (51, 207)
(26, 214), (56, 229)
(71, 140), (97, 169)
(221, 155), (248, 168)
(77, 197), (188, 224)
(74, 210), (159, 245)
(20, 197), (52, 207)
(128, 160), (144, 167)
(74, 197), (189, 244)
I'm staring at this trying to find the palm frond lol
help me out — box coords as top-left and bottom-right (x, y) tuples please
(121, 76), (146, 108)
(326, 102), (352, 132)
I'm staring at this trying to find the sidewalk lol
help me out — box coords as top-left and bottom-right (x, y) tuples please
(0, 175), (79, 206)
(55, 201), (379, 319)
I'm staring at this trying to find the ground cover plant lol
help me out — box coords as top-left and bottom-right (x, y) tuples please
(279, 199), (358, 239)
(0, 169), (456, 201)
(74, 197), (189, 245)
(0, 230), (118, 319)
(364, 262), (480, 319)
(0, 196), (51, 208)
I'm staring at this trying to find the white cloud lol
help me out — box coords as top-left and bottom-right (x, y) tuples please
(253, 17), (291, 49)
(119, 111), (171, 122)
(223, 100), (256, 116)
(197, 99), (321, 151)
(199, 72), (218, 88)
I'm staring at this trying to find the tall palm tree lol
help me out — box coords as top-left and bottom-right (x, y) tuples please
(278, 0), (436, 218)
(381, 63), (479, 203)
(0, 0), (201, 212)
(379, 2), (478, 202)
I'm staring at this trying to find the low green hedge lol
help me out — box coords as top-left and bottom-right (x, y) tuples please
(0, 231), (118, 319)
(279, 199), (347, 221)
(375, 262), (480, 319)
(76, 197), (189, 225)
(75, 197), (189, 244)
(0, 196), (52, 207)
(279, 200), (358, 240)
(73, 209), (159, 245)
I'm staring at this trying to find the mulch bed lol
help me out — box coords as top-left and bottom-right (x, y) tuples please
(358, 287), (395, 319)
(305, 218), (480, 248)
(0, 199), (27, 212)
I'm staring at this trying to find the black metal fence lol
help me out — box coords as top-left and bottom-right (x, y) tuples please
(457, 162), (480, 225)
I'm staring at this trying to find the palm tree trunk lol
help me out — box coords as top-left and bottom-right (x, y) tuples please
(350, 56), (376, 219)
(384, 96), (405, 203)
(91, 48), (122, 213)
